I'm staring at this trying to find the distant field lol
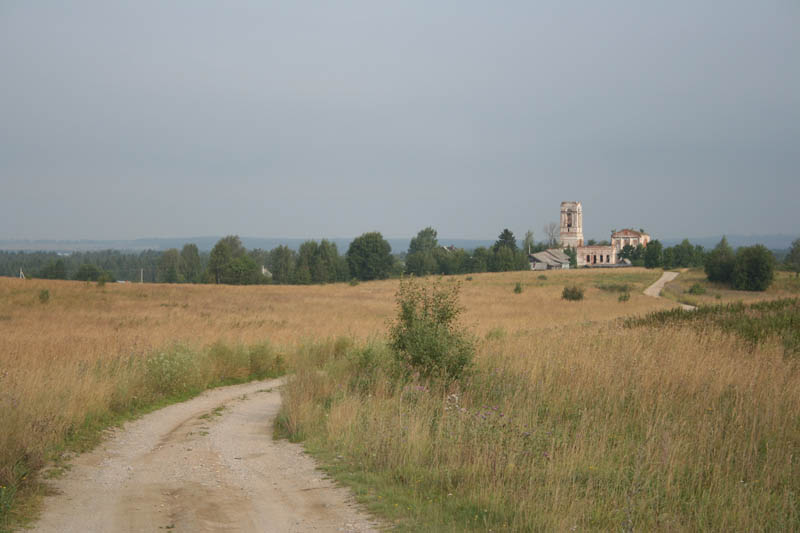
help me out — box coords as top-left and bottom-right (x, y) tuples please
(0, 268), (669, 360)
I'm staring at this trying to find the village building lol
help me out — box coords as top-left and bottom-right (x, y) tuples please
(530, 248), (571, 270)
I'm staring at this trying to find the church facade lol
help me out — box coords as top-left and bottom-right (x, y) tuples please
(558, 201), (650, 267)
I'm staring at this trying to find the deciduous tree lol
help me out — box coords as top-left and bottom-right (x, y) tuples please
(544, 222), (560, 248)
(643, 240), (663, 269)
(732, 245), (774, 291)
(346, 232), (394, 281)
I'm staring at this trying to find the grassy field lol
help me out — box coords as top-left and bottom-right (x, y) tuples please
(280, 310), (800, 531)
(2, 267), (798, 530)
(661, 268), (800, 307)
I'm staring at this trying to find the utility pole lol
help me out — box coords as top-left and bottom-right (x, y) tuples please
(140, 268), (143, 283)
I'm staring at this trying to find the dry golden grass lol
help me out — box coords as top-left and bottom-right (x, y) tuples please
(0, 267), (739, 528)
(0, 268), (669, 370)
(283, 318), (800, 531)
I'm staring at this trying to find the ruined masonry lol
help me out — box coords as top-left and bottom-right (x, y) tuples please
(560, 201), (650, 267)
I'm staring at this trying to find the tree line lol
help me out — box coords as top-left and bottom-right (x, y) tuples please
(639, 236), (800, 291)
(0, 228), (541, 285)
(3, 232), (798, 288)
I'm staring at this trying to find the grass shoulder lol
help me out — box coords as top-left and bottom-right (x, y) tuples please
(0, 342), (286, 532)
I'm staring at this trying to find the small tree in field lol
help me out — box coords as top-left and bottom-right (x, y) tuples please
(388, 278), (475, 381)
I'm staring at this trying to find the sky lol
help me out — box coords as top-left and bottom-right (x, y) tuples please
(1, 1), (798, 243)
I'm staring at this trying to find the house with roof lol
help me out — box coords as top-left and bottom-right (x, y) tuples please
(529, 249), (571, 270)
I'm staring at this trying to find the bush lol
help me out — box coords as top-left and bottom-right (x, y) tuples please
(562, 285), (584, 301)
(513, 282), (523, 294)
(38, 289), (50, 304)
(538, 274), (547, 280)
(688, 283), (706, 295)
(618, 292), (630, 302)
(144, 346), (202, 396)
(248, 342), (284, 378)
(388, 277), (475, 381)
(732, 245), (775, 291)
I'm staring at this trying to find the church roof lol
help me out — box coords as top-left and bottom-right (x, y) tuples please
(612, 228), (647, 238)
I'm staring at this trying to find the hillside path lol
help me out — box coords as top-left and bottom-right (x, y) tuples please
(644, 271), (696, 310)
(32, 378), (379, 533)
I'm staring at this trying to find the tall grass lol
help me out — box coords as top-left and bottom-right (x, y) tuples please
(0, 340), (284, 528)
(280, 315), (800, 530)
(626, 298), (800, 356)
(0, 268), (692, 528)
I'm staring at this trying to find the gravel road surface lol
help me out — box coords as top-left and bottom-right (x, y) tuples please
(32, 378), (378, 533)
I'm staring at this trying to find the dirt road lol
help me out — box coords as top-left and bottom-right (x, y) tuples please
(644, 271), (695, 310)
(32, 378), (378, 532)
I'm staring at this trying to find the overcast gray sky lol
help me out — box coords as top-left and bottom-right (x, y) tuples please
(1, 1), (798, 242)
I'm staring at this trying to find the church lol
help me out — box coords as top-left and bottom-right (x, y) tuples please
(560, 201), (650, 267)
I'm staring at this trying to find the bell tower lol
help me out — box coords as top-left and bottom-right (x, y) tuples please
(560, 201), (583, 248)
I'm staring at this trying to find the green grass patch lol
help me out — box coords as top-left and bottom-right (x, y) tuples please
(595, 283), (631, 293)
(625, 298), (800, 356)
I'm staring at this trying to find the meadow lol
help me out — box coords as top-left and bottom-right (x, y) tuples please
(1, 268), (798, 530)
(661, 267), (800, 307)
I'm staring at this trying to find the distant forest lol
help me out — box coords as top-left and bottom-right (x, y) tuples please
(0, 229), (793, 285)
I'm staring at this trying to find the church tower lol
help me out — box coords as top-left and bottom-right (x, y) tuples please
(560, 201), (583, 248)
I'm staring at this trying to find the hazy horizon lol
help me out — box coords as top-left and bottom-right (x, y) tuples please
(2, 2), (798, 242)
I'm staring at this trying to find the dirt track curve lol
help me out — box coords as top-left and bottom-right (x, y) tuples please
(644, 270), (696, 310)
(32, 378), (378, 533)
